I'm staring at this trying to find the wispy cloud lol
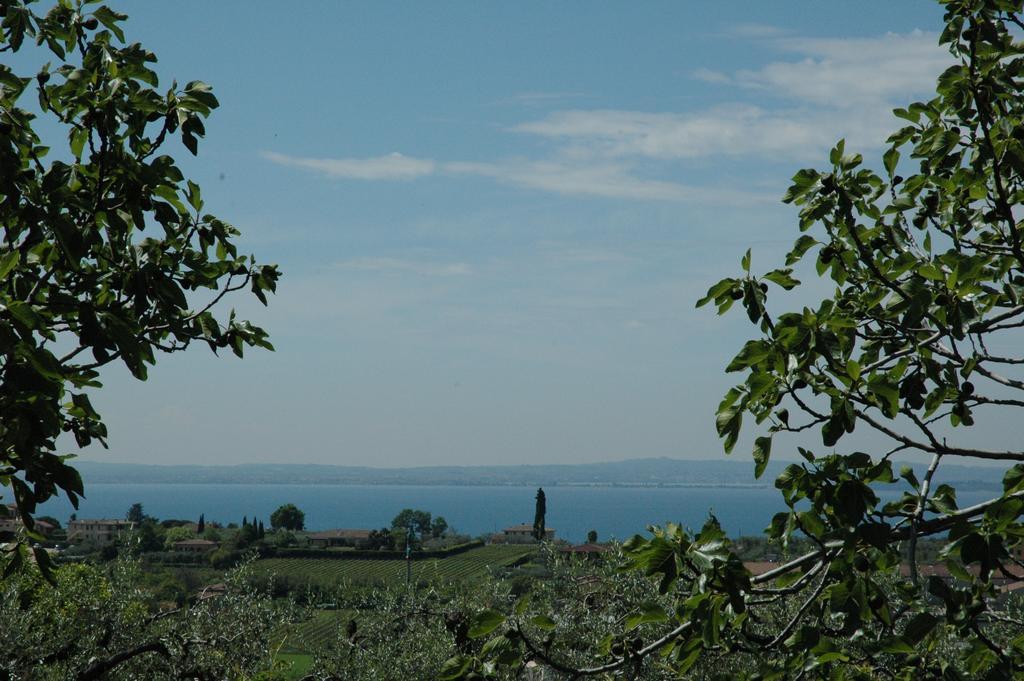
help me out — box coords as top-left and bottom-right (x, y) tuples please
(512, 107), (860, 160)
(334, 257), (472, 277)
(702, 30), (951, 106)
(513, 103), (912, 161)
(728, 23), (793, 39)
(262, 151), (435, 180)
(538, 246), (635, 265)
(691, 67), (732, 85)
(491, 91), (588, 107)
(517, 30), (951, 160)
(445, 159), (771, 203)
(264, 150), (771, 204)
(265, 30), (953, 201)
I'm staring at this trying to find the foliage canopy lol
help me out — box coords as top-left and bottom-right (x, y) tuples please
(442, 1), (1024, 678)
(270, 503), (304, 532)
(393, 508), (433, 538)
(0, 0), (278, 572)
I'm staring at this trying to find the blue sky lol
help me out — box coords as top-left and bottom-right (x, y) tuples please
(70, 1), (959, 467)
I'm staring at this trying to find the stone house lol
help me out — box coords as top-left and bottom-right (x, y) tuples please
(501, 524), (555, 543)
(67, 518), (134, 544)
(172, 539), (219, 552)
(308, 529), (374, 548)
(0, 505), (55, 536)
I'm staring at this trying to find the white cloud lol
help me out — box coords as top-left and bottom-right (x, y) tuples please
(265, 31), (951, 201)
(264, 149), (772, 203)
(444, 159), (772, 203)
(492, 91), (587, 107)
(513, 107), (856, 160)
(731, 30), (951, 106)
(335, 257), (472, 277)
(728, 23), (792, 39)
(691, 67), (732, 85)
(539, 246), (634, 265)
(262, 151), (435, 180)
(516, 31), (952, 161)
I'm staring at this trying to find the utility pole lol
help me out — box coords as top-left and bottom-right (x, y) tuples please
(405, 523), (414, 587)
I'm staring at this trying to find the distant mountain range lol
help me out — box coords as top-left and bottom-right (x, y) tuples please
(70, 457), (1008, 490)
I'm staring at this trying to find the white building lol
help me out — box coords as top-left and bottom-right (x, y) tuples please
(0, 505), (55, 536)
(501, 524), (555, 543)
(67, 518), (134, 544)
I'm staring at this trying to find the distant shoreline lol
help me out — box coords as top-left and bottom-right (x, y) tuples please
(77, 480), (776, 489)
(68, 458), (1007, 491)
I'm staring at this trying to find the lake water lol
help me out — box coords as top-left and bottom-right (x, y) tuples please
(34, 483), (1002, 543)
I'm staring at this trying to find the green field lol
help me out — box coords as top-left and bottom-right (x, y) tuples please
(256, 544), (536, 589)
(269, 545), (539, 667)
(278, 608), (351, 653)
(275, 651), (315, 680)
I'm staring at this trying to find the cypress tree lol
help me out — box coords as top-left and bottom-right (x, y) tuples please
(197, 513), (205, 534)
(532, 488), (546, 541)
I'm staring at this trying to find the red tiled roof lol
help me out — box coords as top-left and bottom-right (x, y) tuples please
(308, 529), (373, 540)
(743, 561), (1024, 591)
(197, 583), (228, 600)
(743, 561), (779, 576)
(504, 524), (555, 533)
(173, 539), (218, 547)
(559, 544), (610, 554)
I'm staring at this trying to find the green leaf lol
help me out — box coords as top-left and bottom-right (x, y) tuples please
(839, 151), (862, 169)
(930, 484), (958, 514)
(0, 250), (20, 280)
(437, 656), (473, 680)
(1004, 465), (1024, 494)
(32, 546), (55, 583)
(716, 405), (742, 454)
(625, 602), (668, 630)
(883, 147), (900, 178)
(186, 180), (203, 212)
(92, 6), (127, 42)
(2, 544), (25, 579)
(6, 302), (42, 329)
(786, 235), (818, 265)
(69, 127), (87, 159)
(783, 169), (821, 204)
(696, 278), (737, 308)
(822, 414), (845, 447)
(479, 634), (511, 658)
(867, 378), (900, 417)
(467, 609), (505, 639)
(182, 131), (198, 155)
(529, 614), (556, 631)
(903, 612), (937, 644)
(763, 268), (800, 290)
(917, 263), (945, 280)
(752, 436), (771, 479)
(879, 637), (915, 654)
(829, 139), (846, 165)
(726, 340), (771, 372)
(627, 534), (681, 594)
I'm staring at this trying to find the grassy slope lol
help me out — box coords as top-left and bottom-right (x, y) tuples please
(268, 544), (539, 665)
(255, 544), (537, 589)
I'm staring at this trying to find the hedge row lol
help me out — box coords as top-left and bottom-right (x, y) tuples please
(260, 539), (485, 561)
